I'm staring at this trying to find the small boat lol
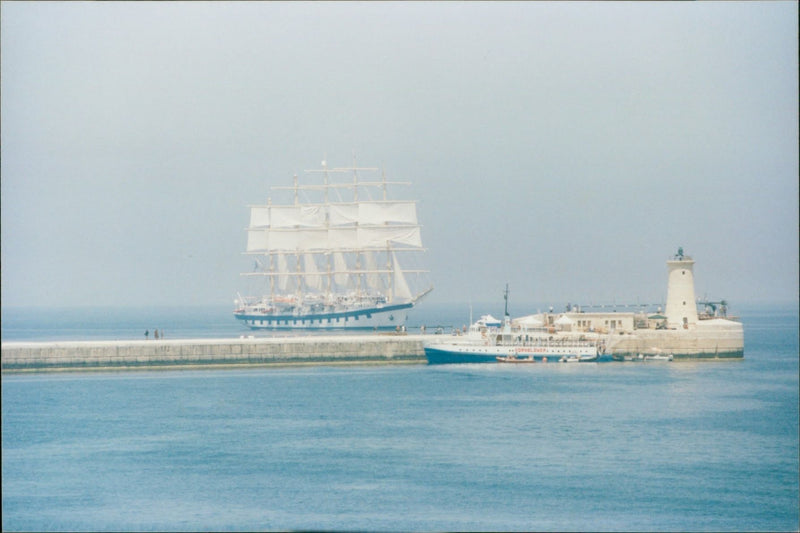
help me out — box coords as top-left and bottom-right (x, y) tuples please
(496, 355), (538, 363)
(558, 353), (599, 363)
(625, 353), (674, 361)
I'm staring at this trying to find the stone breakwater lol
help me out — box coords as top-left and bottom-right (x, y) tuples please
(605, 320), (745, 360)
(1, 335), (427, 372)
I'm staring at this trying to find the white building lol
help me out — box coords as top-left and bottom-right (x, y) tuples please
(664, 247), (699, 329)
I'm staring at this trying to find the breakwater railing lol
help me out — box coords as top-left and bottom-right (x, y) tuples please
(1, 335), (427, 372)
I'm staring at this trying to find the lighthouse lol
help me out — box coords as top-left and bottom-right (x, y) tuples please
(664, 247), (699, 329)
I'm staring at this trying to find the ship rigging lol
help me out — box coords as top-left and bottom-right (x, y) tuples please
(234, 159), (432, 330)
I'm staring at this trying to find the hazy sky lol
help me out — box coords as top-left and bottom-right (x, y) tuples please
(2, 1), (797, 311)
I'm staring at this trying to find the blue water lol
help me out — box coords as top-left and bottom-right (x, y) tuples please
(2, 303), (798, 531)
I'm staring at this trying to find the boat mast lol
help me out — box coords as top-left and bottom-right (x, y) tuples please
(382, 167), (388, 201)
(293, 173), (302, 304)
(323, 160), (333, 303)
(302, 158), (339, 303)
(351, 157), (362, 297)
(351, 152), (359, 202)
(382, 166), (392, 302)
(502, 283), (512, 332)
(386, 242), (393, 303)
(267, 198), (275, 302)
(323, 159), (329, 204)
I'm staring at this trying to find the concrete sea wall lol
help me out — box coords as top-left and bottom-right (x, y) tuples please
(2, 324), (746, 372)
(1, 335), (427, 372)
(605, 325), (745, 360)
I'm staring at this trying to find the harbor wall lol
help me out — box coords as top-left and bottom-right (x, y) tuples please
(1, 335), (427, 372)
(605, 321), (745, 360)
(2, 324), (746, 372)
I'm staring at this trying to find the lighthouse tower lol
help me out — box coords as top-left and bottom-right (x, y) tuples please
(664, 247), (698, 329)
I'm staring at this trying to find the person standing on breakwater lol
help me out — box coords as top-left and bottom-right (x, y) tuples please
(154, 329), (159, 340)
(145, 330), (149, 340)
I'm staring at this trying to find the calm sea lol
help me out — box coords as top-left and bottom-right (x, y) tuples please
(2, 303), (798, 531)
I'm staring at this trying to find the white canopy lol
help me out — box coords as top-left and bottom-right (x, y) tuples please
(513, 314), (545, 327)
(555, 315), (574, 325)
(246, 225), (422, 253)
(478, 314), (502, 326)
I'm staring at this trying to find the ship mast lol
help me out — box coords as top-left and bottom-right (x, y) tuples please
(383, 167), (391, 302)
(352, 156), (361, 296)
(267, 197), (275, 303)
(323, 160), (332, 302)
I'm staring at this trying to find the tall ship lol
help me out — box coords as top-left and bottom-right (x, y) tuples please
(234, 159), (433, 330)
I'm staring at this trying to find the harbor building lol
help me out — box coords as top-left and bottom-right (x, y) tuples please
(513, 248), (744, 360)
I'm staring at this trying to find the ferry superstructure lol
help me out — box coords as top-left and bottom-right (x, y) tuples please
(424, 286), (601, 365)
(234, 159), (432, 330)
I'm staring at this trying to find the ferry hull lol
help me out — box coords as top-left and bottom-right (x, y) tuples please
(234, 303), (413, 330)
(424, 347), (505, 365)
(424, 343), (597, 365)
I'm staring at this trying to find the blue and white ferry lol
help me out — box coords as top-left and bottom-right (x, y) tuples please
(423, 286), (599, 364)
(423, 314), (599, 364)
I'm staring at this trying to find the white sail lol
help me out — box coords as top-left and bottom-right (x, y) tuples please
(392, 251), (412, 302)
(277, 253), (289, 291)
(247, 229), (269, 252)
(298, 228), (329, 250)
(358, 226), (422, 249)
(359, 201), (418, 225)
(267, 228), (329, 251)
(329, 204), (359, 226)
(256, 226), (423, 252)
(363, 251), (380, 290)
(249, 206), (270, 227)
(270, 205), (325, 228)
(304, 253), (321, 290)
(333, 252), (349, 286)
(328, 227), (360, 250)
